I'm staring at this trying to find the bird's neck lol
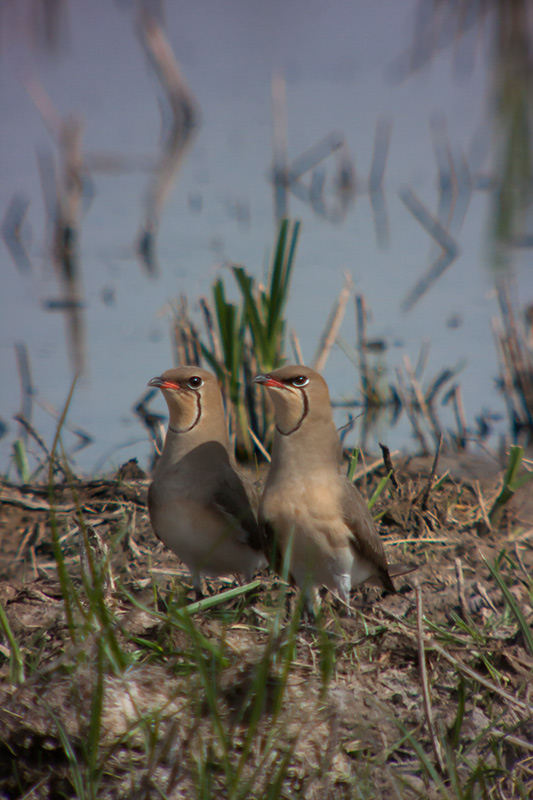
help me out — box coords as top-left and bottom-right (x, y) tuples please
(159, 425), (229, 467)
(271, 419), (341, 476)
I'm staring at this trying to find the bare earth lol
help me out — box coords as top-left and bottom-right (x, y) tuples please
(0, 454), (532, 799)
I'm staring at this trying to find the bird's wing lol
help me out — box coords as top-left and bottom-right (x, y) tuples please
(340, 479), (395, 590)
(211, 467), (263, 552)
(257, 509), (283, 574)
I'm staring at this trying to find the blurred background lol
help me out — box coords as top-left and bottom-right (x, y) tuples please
(1, 0), (533, 477)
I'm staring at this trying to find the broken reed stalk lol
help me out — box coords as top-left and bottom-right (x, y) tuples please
(172, 296), (202, 367)
(402, 354), (441, 443)
(199, 297), (224, 366)
(395, 367), (430, 453)
(443, 384), (467, 449)
(492, 316), (519, 426)
(351, 451), (399, 483)
(312, 273), (353, 373)
(355, 293), (379, 406)
(379, 443), (399, 489)
(289, 329), (304, 365)
(420, 433), (442, 510)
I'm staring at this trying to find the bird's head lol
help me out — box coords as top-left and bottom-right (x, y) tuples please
(148, 367), (225, 436)
(254, 365), (332, 436)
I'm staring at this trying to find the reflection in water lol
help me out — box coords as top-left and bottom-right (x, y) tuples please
(399, 186), (459, 311)
(2, 0), (533, 475)
(394, 0), (533, 444)
(1, 194), (32, 273)
(137, 10), (200, 275)
(25, 75), (87, 373)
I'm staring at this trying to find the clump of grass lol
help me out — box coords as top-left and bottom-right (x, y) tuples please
(172, 219), (300, 457)
(488, 444), (533, 527)
(474, 444), (533, 535)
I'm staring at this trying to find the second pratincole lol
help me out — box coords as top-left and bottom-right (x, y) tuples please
(147, 367), (266, 597)
(254, 365), (414, 614)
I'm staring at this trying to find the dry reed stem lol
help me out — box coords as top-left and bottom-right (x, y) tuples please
(289, 330), (304, 365)
(443, 385), (467, 447)
(351, 452), (399, 483)
(454, 557), (468, 618)
(138, 10), (199, 271)
(473, 480), (491, 532)
(312, 273), (353, 373)
(379, 443), (399, 489)
(415, 584), (445, 773)
(420, 433), (442, 510)
(248, 428), (271, 463)
(402, 355), (441, 443)
(395, 368), (430, 453)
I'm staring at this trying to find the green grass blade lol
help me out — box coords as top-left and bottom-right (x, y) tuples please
(50, 709), (86, 800)
(0, 599), (25, 683)
(502, 444), (523, 487)
(347, 447), (360, 481)
(47, 375), (83, 643)
(184, 580), (262, 614)
(483, 553), (533, 656)
(87, 640), (105, 790)
(367, 470), (392, 510)
(13, 439), (30, 484)
(233, 266), (268, 359)
(390, 718), (452, 799)
(266, 219), (300, 344)
(489, 446), (533, 525)
(450, 674), (466, 750)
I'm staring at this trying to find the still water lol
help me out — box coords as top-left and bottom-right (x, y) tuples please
(1, 1), (531, 476)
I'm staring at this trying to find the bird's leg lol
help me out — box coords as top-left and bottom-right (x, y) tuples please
(191, 572), (203, 601)
(333, 574), (353, 617)
(302, 588), (320, 625)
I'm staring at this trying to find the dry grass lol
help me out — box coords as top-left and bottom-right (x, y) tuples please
(0, 452), (532, 799)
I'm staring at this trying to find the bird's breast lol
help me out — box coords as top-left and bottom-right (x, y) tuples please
(261, 474), (348, 549)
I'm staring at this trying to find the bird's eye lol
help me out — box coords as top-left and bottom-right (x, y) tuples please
(187, 376), (203, 389)
(291, 375), (309, 387)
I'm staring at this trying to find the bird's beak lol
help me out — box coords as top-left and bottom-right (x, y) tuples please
(253, 373), (285, 389)
(148, 376), (180, 390)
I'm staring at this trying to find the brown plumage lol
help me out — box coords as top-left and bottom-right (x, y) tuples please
(254, 365), (414, 611)
(147, 367), (266, 595)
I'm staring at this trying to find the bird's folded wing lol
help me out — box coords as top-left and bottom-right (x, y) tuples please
(211, 470), (263, 551)
(340, 480), (389, 571)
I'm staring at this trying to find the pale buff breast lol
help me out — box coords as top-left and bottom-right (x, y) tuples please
(151, 492), (264, 579)
(262, 476), (352, 583)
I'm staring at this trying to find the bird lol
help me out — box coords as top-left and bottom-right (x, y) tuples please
(254, 364), (414, 615)
(147, 366), (266, 597)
